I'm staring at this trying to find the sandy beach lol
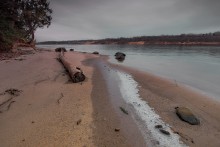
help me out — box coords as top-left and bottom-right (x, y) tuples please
(0, 48), (220, 147)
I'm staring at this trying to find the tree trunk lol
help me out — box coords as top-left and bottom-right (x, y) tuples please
(28, 31), (35, 44)
(58, 51), (86, 83)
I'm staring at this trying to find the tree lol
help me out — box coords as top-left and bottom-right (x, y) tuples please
(19, 0), (52, 43)
(0, 0), (24, 51)
(0, 0), (52, 51)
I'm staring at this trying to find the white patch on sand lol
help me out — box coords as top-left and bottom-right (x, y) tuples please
(117, 72), (187, 147)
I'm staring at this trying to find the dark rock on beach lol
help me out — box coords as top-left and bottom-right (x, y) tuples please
(175, 107), (200, 125)
(70, 49), (74, 51)
(159, 129), (170, 135)
(55, 47), (67, 52)
(155, 125), (163, 129)
(115, 52), (126, 61)
(93, 51), (99, 54)
(115, 128), (120, 132)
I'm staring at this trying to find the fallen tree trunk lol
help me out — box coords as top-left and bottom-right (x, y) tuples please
(58, 51), (85, 83)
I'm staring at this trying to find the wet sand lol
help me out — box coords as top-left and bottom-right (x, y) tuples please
(1, 48), (220, 147)
(111, 63), (220, 147)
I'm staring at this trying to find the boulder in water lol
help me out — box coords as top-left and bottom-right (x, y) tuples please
(115, 52), (126, 61)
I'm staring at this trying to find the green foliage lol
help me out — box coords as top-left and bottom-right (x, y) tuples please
(0, 18), (22, 51)
(0, 0), (52, 51)
(19, 0), (53, 42)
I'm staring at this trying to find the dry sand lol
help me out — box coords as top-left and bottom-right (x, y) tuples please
(0, 50), (94, 146)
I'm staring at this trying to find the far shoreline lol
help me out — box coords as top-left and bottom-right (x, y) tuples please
(37, 42), (220, 46)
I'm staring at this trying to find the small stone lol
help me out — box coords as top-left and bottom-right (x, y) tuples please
(77, 119), (82, 125)
(159, 129), (170, 135)
(155, 125), (163, 129)
(115, 128), (120, 132)
(22, 139), (25, 142)
(119, 107), (129, 115)
(31, 121), (35, 124)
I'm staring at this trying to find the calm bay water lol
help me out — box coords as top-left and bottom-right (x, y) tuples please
(38, 44), (220, 100)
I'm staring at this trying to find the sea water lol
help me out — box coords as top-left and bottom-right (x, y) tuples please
(38, 44), (220, 101)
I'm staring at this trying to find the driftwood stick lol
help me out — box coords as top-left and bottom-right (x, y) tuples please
(58, 51), (85, 83)
(7, 101), (16, 111)
(0, 97), (13, 107)
(57, 93), (64, 104)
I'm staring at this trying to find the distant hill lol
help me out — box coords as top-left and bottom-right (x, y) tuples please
(37, 32), (220, 46)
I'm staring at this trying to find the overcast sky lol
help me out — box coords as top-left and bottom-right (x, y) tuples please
(35, 0), (220, 42)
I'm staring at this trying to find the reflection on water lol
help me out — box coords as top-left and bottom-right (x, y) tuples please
(38, 44), (220, 100)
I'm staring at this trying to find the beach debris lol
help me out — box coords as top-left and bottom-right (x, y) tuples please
(34, 77), (50, 85)
(57, 93), (64, 104)
(119, 107), (129, 115)
(14, 58), (25, 61)
(115, 52), (126, 62)
(174, 130), (194, 144)
(0, 89), (22, 113)
(58, 52), (86, 83)
(55, 47), (67, 52)
(5, 88), (22, 96)
(31, 121), (35, 124)
(77, 119), (82, 125)
(70, 49), (74, 51)
(115, 128), (120, 132)
(93, 51), (99, 55)
(160, 129), (170, 135)
(175, 107), (200, 125)
(6, 101), (16, 111)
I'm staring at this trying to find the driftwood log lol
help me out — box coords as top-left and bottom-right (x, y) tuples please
(59, 51), (85, 83)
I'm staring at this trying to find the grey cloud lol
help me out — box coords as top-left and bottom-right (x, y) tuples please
(36, 0), (220, 41)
